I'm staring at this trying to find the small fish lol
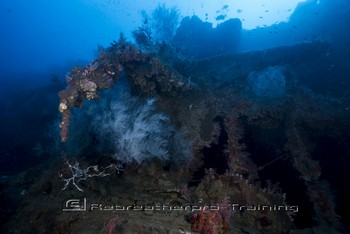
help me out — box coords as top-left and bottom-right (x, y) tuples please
(216, 15), (226, 20)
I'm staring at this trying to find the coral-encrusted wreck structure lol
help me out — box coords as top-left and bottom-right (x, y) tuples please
(4, 35), (349, 233)
(58, 36), (190, 142)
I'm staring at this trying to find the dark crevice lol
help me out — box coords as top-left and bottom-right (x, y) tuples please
(242, 122), (316, 229)
(188, 116), (229, 187)
(313, 135), (350, 231)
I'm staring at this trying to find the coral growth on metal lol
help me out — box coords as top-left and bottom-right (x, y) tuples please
(58, 35), (190, 142)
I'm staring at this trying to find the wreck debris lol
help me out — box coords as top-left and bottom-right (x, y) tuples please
(58, 58), (122, 142)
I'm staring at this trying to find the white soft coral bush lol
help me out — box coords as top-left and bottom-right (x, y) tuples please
(64, 78), (191, 164)
(88, 81), (187, 164)
(107, 98), (171, 164)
